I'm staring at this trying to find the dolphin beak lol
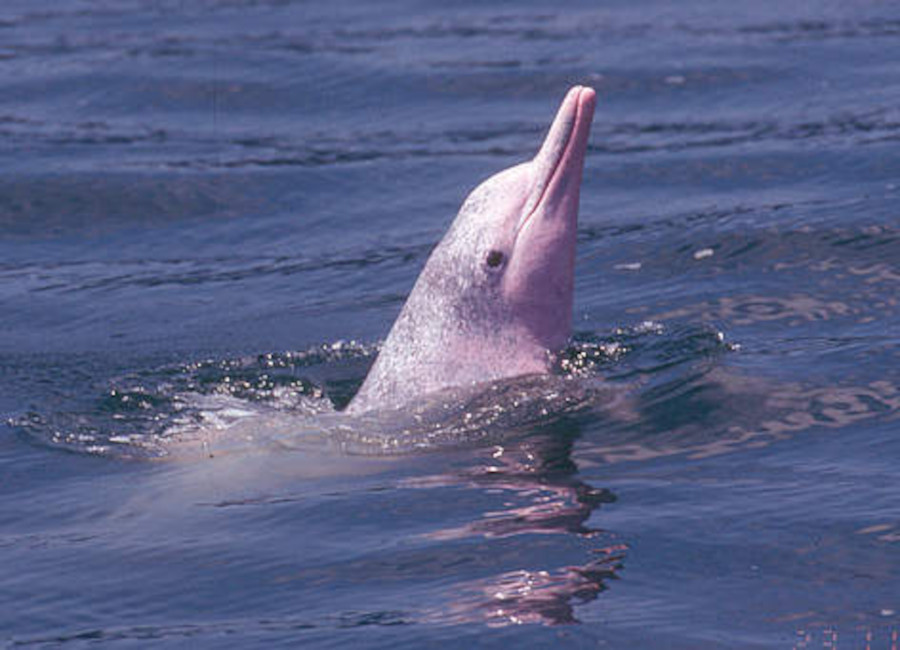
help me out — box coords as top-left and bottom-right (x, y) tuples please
(519, 85), (596, 227)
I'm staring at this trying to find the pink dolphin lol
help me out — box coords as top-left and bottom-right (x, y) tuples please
(349, 86), (596, 414)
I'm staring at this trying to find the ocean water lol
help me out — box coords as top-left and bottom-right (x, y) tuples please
(2, 1), (899, 648)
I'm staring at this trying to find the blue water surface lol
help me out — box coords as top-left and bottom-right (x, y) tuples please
(1, 1), (899, 648)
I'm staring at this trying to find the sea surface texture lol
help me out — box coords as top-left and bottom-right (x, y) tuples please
(2, 1), (899, 648)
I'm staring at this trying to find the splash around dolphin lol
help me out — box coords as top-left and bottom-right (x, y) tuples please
(348, 86), (596, 414)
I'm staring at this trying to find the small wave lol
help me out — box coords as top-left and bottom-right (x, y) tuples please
(730, 17), (900, 42)
(13, 314), (896, 468)
(8, 610), (412, 647)
(601, 221), (900, 329)
(4, 99), (898, 172)
(9, 324), (733, 459)
(10, 342), (375, 458)
(574, 367), (900, 465)
(0, 242), (431, 295)
(588, 107), (900, 155)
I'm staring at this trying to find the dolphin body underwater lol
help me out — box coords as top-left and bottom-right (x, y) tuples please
(348, 86), (597, 415)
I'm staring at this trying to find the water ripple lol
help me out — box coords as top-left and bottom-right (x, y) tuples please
(4, 104), (898, 172)
(0, 245), (431, 295)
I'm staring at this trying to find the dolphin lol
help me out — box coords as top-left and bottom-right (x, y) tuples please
(348, 86), (596, 414)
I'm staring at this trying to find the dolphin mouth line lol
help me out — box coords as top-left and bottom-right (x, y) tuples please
(515, 85), (593, 238)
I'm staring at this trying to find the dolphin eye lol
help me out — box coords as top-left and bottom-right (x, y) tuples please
(485, 249), (505, 269)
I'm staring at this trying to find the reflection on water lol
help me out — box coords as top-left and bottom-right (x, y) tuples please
(416, 436), (615, 541)
(408, 428), (625, 626)
(442, 555), (622, 627)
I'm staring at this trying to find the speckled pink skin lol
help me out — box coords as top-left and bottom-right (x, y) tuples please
(349, 86), (596, 414)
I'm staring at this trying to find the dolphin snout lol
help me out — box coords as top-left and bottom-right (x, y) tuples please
(520, 85), (596, 230)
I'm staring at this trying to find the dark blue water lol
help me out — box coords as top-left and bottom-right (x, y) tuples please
(2, 1), (899, 647)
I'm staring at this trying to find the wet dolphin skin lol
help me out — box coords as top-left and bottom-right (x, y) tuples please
(350, 86), (596, 414)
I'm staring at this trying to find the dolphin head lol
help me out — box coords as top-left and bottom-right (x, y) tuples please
(432, 85), (596, 351)
(349, 86), (596, 413)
